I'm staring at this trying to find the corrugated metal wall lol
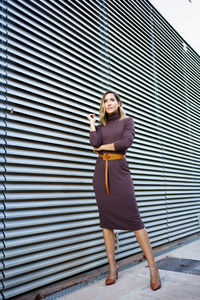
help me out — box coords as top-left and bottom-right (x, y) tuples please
(0, 0), (200, 298)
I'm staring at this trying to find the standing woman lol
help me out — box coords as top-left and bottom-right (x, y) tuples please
(87, 91), (161, 290)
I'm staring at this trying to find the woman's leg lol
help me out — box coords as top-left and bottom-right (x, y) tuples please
(134, 228), (160, 284)
(102, 228), (117, 276)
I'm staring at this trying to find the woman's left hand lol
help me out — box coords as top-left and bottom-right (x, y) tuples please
(93, 145), (103, 153)
(93, 143), (115, 153)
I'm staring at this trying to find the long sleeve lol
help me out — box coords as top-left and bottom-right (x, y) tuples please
(114, 118), (135, 151)
(90, 125), (102, 147)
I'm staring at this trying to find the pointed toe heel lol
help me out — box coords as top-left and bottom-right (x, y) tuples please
(105, 265), (119, 286)
(150, 280), (161, 291)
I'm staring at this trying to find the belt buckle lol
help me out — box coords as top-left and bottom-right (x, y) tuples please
(104, 153), (110, 160)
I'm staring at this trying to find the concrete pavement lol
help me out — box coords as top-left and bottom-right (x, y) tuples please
(44, 237), (200, 300)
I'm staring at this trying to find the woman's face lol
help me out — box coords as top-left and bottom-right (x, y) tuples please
(104, 93), (120, 115)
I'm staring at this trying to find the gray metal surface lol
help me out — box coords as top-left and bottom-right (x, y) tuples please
(0, 0), (200, 298)
(155, 257), (200, 275)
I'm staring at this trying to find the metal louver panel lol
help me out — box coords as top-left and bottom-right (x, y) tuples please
(0, 0), (200, 298)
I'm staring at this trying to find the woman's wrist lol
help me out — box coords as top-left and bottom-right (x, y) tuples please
(90, 121), (96, 132)
(95, 144), (115, 151)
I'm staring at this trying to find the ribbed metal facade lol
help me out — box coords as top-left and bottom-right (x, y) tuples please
(0, 0), (200, 298)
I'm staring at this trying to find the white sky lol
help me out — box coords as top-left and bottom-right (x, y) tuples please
(149, 0), (200, 56)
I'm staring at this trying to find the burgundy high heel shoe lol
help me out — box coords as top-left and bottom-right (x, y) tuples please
(150, 268), (161, 291)
(150, 279), (161, 291)
(105, 265), (119, 285)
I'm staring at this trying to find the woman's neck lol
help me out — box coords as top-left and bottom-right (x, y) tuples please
(107, 110), (120, 121)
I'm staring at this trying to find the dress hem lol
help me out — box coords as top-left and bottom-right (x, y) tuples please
(100, 224), (145, 231)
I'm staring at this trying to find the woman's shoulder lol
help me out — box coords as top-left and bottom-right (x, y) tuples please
(121, 117), (135, 129)
(123, 116), (134, 124)
(95, 123), (103, 130)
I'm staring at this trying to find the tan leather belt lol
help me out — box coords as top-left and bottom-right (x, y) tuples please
(99, 153), (125, 195)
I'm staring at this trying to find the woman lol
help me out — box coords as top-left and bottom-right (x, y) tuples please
(87, 91), (161, 290)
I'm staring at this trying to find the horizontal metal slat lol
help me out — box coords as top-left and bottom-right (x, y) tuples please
(1, 0), (200, 299)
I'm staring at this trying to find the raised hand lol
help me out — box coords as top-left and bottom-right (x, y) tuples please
(87, 114), (96, 122)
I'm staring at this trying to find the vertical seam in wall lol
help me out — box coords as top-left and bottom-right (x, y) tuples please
(98, 0), (111, 92)
(182, 43), (192, 138)
(0, 0), (8, 298)
(182, 44), (200, 231)
(182, 44), (196, 191)
(149, 5), (169, 242)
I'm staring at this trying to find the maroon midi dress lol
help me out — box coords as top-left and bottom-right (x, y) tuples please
(90, 111), (144, 231)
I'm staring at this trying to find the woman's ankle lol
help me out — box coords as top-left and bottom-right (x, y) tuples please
(109, 262), (117, 273)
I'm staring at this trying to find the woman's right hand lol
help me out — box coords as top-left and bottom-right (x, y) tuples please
(87, 114), (96, 122)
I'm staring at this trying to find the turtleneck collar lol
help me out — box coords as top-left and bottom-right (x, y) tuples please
(107, 111), (120, 121)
